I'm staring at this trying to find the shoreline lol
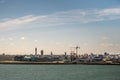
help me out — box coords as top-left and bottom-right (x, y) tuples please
(0, 61), (120, 65)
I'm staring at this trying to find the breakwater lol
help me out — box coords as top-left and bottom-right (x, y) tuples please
(0, 61), (120, 65)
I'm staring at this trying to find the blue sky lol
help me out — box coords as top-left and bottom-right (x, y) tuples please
(0, 0), (120, 55)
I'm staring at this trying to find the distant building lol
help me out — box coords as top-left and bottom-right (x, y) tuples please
(0, 55), (14, 61)
(2, 53), (5, 56)
(14, 56), (24, 61)
(104, 52), (109, 56)
(35, 48), (37, 56)
(41, 50), (44, 55)
(51, 51), (53, 55)
(65, 52), (67, 56)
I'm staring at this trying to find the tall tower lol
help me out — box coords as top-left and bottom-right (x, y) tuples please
(35, 48), (37, 56)
(41, 50), (44, 55)
(75, 46), (80, 56)
(51, 51), (53, 55)
(65, 52), (67, 56)
(70, 46), (80, 57)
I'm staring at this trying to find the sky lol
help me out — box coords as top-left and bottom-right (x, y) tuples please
(0, 0), (120, 55)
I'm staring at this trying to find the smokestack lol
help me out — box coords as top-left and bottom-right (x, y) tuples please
(35, 48), (37, 56)
(41, 50), (44, 55)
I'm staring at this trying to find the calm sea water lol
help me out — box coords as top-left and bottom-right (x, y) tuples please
(0, 64), (120, 80)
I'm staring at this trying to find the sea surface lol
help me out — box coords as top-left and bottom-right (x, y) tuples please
(0, 64), (120, 80)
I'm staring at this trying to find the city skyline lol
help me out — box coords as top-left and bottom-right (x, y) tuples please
(0, 0), (120, 55)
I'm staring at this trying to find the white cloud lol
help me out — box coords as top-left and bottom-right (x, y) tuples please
(37, 7), (120, 24)
(8, 37), (13, 41)
(101, 36), (109, 40)
(0, 38), (5, 41)
(115, 44), (119, 47)
(9, 43), (14, 46)
(83, 43), (88, 46)
(98, 8), (120, 16)
(100, 43), (114, 47)
(20, 37), (25, 40)
(34, 40), (38, 42)
(0, 8), (120, 29)
(0, 15), (45, 28)
(55, 42), (62, 45)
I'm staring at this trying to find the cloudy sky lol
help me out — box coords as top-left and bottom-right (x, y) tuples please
(0, 0), (120, 55)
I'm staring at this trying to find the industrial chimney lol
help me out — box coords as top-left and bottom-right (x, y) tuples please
(35, 48), (37, 56)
